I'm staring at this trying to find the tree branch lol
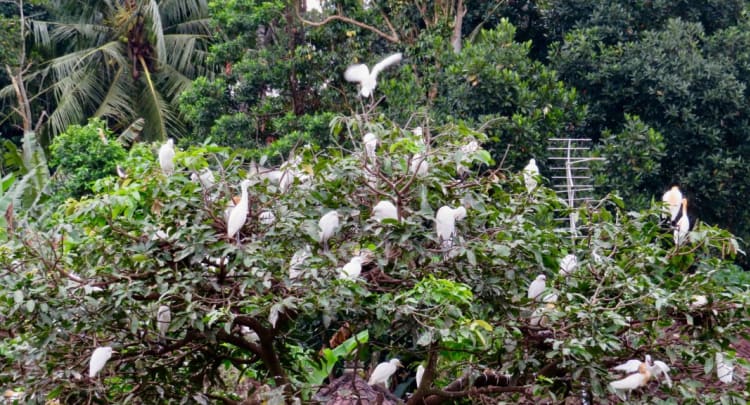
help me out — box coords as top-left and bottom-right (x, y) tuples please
(294, 4), (399, 43)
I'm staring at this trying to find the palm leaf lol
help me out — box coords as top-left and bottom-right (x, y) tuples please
(93, 67), (136, 123)
(159, 0), (209, 29)
(144, 0), (167, 66)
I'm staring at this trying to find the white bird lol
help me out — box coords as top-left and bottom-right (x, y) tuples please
(613, 355), (652, 374)
(527, 274), (546, 301)
(289, 245), (312, 279)
(339, 256), (363, 280)
(227, 180), (251, 240)
(158, 138), (175, 175)
(416, 364), (425, 388)
(651, 360), (672, 388)
(410, 153), (428, 176)
(363, 132), (377, 162)
(413, 127), (423, 137)
(368, 358), (403, 387)
(523, 158), (539, 192)
(662, 186), (683, 224)
(344, 53), (403, 98)
(716, 352), (734, 384)
(156, 305), (171, 337)
(457, 141), (480, 175)
(435, 206), (467, 251)
(674, 198), (689, 244)
(318, 210), (340, 248)
(689, 295), (708, 309)
(372, 200), (398, 222)
(259, 210), (276, 225)
(559, 254), (578, 277)
(529, 301), (556, 327)
(190, 168), (215, 188)
(89, 346), (113, 378)
(609, 362), (651, 392)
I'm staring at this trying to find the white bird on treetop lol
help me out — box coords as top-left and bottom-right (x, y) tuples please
(89, 346), (113, 378)
(156, 305), (171, 338)
(527, 274), (546, 301)
(344, 53), (403, 98)
(716, 352), (734, 384)
(662, 185), (683, 224)
(158, 139), (175, 175)
(339, 256), (363, 280)
(368, 358), (403, 387)
(609, 362), (651, 392)
(227, 180), (251, 240)
(372, 200), (398, 222)
(674, 198), (689, 244)
(435, 206), (467, 251)
(318, 210), (340, 248)
(523, 158), (539, 192)
(416, 364), (425, 388)
(559, 254), (578, 277)
(363, 132), (377, 162)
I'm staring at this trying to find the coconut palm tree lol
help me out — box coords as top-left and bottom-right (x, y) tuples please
(30, 0), (213, 141)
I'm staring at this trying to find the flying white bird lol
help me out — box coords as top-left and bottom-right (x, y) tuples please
(158, 139), (175, 175)
(523, 158), (539, 192)
(410, 153), (428, 176)
(227, 180), (251, 240)
(289, 245), (312, 279)
(609, 362), (651, 392)
(339, 256), (363, 280)
(372, 200), (398, 222)
(716, 352), (734, 384)
(344, 53), (403, 98)
(416, 364), (425, 388)
(674, 198), (689, 244)
(527, 274), (546, 301)
(190, 168), (215, 188)
(368, 358), (403, 387)
(662, 186), (683, 224)
(559, 254), (578, 277)
(318, 210), (340, 248)
(435, 206), (467, 251)
(156, 305), (171, 338)
(89, 346), (113, 378)
(363, 132), (377, 162)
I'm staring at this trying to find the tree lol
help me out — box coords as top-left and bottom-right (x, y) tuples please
(0, 109), (746, 403)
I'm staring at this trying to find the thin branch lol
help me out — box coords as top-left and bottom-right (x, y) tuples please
(294, 4), (399, 43)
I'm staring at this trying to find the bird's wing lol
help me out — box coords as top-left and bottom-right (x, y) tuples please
(609, 372), (646, 390)
(652, 361), (672, 387)
(613, 360), (642, 373)
(344, 64), (370, 83)
(370, 53), (403, 78)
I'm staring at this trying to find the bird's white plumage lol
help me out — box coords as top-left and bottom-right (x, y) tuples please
(523, 158), (539, 192)
(373, 200), (398, 222)
(435, 206), (467, 250)
(368, 358), (402, 386)
(609, 369), (649, 390)
(651, 360), (672, 387)
(716, 352), (734, 384)
(559, 254), (578, 277)
(690, 294), (708, 309)
(191, 168), (215, 188)
(345, 53), (403, 97)
(289, 245), (312, 279)
(416, 364), (425, 388)
(89, 346), (113, 378)
(363, 133), (377, 162)
(674, 198), (689, 244)
(410, 153), (428, 176)
(157, 305), (171, 337)
(318, 211), (340, 244)
(527, 275), (546, 301)
(662, 186), (683, 223)
(339, 256), (363, 280)
(158, 139), (175, 175)
(613, 355), (651, 374)
(227, 180), (251, 239)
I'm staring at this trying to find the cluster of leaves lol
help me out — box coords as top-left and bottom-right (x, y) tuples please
(0, 111), (747, 403)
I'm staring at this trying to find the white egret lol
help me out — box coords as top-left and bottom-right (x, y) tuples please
(523, 158), (539, 192)
(89, 346), (113, 378)
(318, 210), (340, 249)
(156, 305), (171, 338)
(559, 254), (578, 277)
(410, 153), (428, 176)
(368, 358), (403, 387)
(339, 256), (363, 280)
(372, 200), (398, 222)
(227, 180), (251, 240)
(674, 198), (689, 244)
(527, 275), (546, 301)
(613, 355), (652, 373)
(344, 53), (403, 98)
(363, 132), (377, 162)
(435, 206), (467, 251)
(716, 352), (734, 384)
(289, 245), (312, 279)
(158, 139), (175, 175)
(662, 185), (683, 223)
(190, 168), (215, 188)
(689, 295), (708, 309)
(259, 210), (276, 225)
(457, 140), (479, 175)
(651, 360), (672, 388)
(416, 364), (425, 388)
(609, 362), (650, 393)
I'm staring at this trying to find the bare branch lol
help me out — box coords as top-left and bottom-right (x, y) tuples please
(294, 4), (399, 43)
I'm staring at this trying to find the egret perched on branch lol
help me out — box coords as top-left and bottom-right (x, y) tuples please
(368, 358), (402, 387)
(674, 198), (689, 244)
(159, 139), (175, 175)
(344, 53), (403, 98)
(89, 346), (113, 378)
(156, 305), (171, 338)
(662, 185), (683, 224)
(372, 200), (398, 222)
(227, 180), (251, 240)
(523, 158), (539, 192)
(416, 364), (425, 388)
(527, 274), (546, 301)
(435, 205), (467, 251)
(363, 132), (377, 162)
(318, 210), (340, 249)
(339, 256), (363, 280)
(410, 153), (428, 177)
(559, 254), (578, 277)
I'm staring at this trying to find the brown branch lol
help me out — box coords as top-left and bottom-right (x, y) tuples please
(233, 315), (290, 391)
(294, 5), (399, 43)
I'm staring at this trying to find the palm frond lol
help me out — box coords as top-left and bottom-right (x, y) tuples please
(48, 68), (107, 135)
(117, 118), (145, 146)
(29, 20), (52, 48)
(45, 41), (128, 81)
(165, 18), (212, 35)
(159, 0), (209, 29)
(153, 65), (193, 100)
(93, 67), (136, 124)
(144, 0), (167, 66)
(163, 34), (203, 74)
(48, 22), (114, 47)
(137, 57), (170, 141)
